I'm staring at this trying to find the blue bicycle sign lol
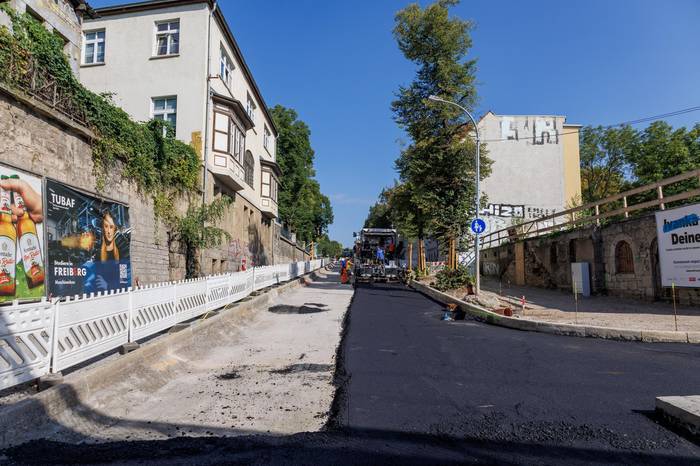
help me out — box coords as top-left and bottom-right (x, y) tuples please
(470, 218), (486, 234)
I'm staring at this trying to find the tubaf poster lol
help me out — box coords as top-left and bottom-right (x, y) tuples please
(45, 180), (131, 297)
(0, 164), (46, 304)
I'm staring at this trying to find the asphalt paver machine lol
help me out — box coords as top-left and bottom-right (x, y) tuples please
(352, 228), (406, 287)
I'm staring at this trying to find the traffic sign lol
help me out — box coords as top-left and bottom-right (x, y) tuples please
(471, 218), (486, 234)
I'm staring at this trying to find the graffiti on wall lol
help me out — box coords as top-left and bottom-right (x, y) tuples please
(485, 203), (525, 218)
(227, 239), (253, 270)
(500, 117), (559, 145)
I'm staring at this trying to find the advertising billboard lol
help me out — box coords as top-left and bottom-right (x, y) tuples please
(0, 165), (46, 303)
(655, 204), (700, 288)
(45, 180), (131, 296)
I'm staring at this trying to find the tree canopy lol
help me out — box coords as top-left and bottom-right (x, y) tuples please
(580, 121), (700, 204)
(270, 105), (335, 245)
(392, 0), (490, 242)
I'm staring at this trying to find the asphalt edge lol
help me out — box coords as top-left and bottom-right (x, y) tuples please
(0, 269), (325, 450)
(323, 266), (355, 432)
(410, 280), (700, 344)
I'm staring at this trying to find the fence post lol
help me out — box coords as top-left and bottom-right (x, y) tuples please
(595, 204), (600, 226)
(127, 287), (134, 343)
(658, 186), (665, 210)
(623, 196), (629, 218)
(205, 275), (211, 311)
(173, 280), (178, 319)
(49, 299), (61, 373)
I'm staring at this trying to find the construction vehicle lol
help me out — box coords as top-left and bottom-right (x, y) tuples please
(351, 228), (406, 287)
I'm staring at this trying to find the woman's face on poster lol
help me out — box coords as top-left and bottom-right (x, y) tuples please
(103, 214), (116, 243)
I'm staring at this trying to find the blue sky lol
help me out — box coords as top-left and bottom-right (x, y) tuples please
(91, 0), (700, 247)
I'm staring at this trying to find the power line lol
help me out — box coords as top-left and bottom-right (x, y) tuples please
(480, 105), (700, 143)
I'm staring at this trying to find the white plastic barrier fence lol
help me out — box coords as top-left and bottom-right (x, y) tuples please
(53, 290), (130, 373)
(0, 299), (54, 389)
(0, 259), (327, 391)
(253, 265), (277, 291)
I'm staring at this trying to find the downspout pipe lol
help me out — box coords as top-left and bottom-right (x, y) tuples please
(200, 0), (218, 274)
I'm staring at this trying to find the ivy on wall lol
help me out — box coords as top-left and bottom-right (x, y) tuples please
(0, 5), (199, 198)
(0, 6), (233, 277)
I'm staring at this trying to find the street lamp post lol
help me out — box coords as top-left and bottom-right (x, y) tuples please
(428, 95), (481, 294)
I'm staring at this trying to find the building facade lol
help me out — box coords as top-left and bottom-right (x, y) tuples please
(79, 0), (283, 272)
(0, 0), (89, 75)
(478, 112), (582, 235)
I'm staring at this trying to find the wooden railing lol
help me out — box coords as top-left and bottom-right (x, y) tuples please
(480, 169), (700, 249)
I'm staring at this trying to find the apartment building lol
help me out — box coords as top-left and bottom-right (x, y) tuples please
(478, 112), (582, 234)
(0, 0), (90, 74)
(79, 0), (282, 272)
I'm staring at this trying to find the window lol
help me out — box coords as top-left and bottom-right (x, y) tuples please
(615, 241), (635, 274)
(263, 125), (271, 151)
(246, 94), (256, 123)
(83, 30), (105, 64)
(213, 112), (230, 153)
(244, 151), (254, 187)
(155, 20), (179, 56)
(152, 97), (177, 133)
(220, 47), (233, 87)
(261, 170), (277, 202)
(232, 124), (245, 163)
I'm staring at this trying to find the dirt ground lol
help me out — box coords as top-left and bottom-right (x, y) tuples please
(0, 269), (353, 445)
(467, 276), (700, 332)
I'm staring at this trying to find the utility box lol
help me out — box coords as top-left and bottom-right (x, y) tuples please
(571, 262), (591, 297)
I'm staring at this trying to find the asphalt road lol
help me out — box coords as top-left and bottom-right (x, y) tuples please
(3, 282), (700, 465)
(331, 283), (700, 464)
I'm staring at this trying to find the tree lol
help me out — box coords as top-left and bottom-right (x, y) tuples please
(579, 125), (637, 203)
(392, 0), (490, 271)
(164, 197), (232, 278)
(270, 105), (335, 245)
(364, 188), (394, 229)
(317, 235), (343, 258)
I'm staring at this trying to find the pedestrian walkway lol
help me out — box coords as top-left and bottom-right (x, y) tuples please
(481, 277), (700, 332)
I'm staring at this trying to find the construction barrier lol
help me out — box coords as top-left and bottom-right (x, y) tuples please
(0, 258), (328, 391)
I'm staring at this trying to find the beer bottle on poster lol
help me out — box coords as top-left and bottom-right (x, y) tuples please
(0, 175), (17, 296)
(10, 175), (44, 288)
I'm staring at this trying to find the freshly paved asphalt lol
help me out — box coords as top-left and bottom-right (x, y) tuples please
(331, 283), (700, 464)
(3, 281), (700, 465)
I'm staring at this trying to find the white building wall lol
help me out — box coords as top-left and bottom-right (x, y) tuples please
(478, 112), (569, 234)
(207, 17), (276, 209)
(79, 3), (209, 145)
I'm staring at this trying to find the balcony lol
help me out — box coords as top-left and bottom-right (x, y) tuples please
(209, 154), (246, 192)
(260, 196), (278, 219)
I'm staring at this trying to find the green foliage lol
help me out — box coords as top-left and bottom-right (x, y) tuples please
(0, 6), (200, 198)
(579, 122), (700, 209)
(168, 197), (232, 278)
(433, 264), (472, 291)
(270, 105), (334, 244)
(317, 235), (343, 258)
(580, 125), (636, 203)
(392, 0), (491, 244)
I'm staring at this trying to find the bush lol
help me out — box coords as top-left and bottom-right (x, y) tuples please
(433, 265), (473, 291)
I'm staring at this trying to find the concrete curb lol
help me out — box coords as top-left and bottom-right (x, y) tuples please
(0, 270), (324, 449)
(656, 395), (700, 436)
(410, 280), (699, 344)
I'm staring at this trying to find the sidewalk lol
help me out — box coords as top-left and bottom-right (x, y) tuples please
(480, 277), (700, 332)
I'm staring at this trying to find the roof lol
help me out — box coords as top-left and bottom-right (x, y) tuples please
(88, 0), (278, 136)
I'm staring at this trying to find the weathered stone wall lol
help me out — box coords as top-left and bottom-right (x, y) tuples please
(273, 223), (310, 264)
(0, 86), (176, 285)
(481, 213), (700, 304)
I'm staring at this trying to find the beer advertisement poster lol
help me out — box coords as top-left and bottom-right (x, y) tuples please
(46, 180), (132, 297)
(0, 164), (46, 303)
